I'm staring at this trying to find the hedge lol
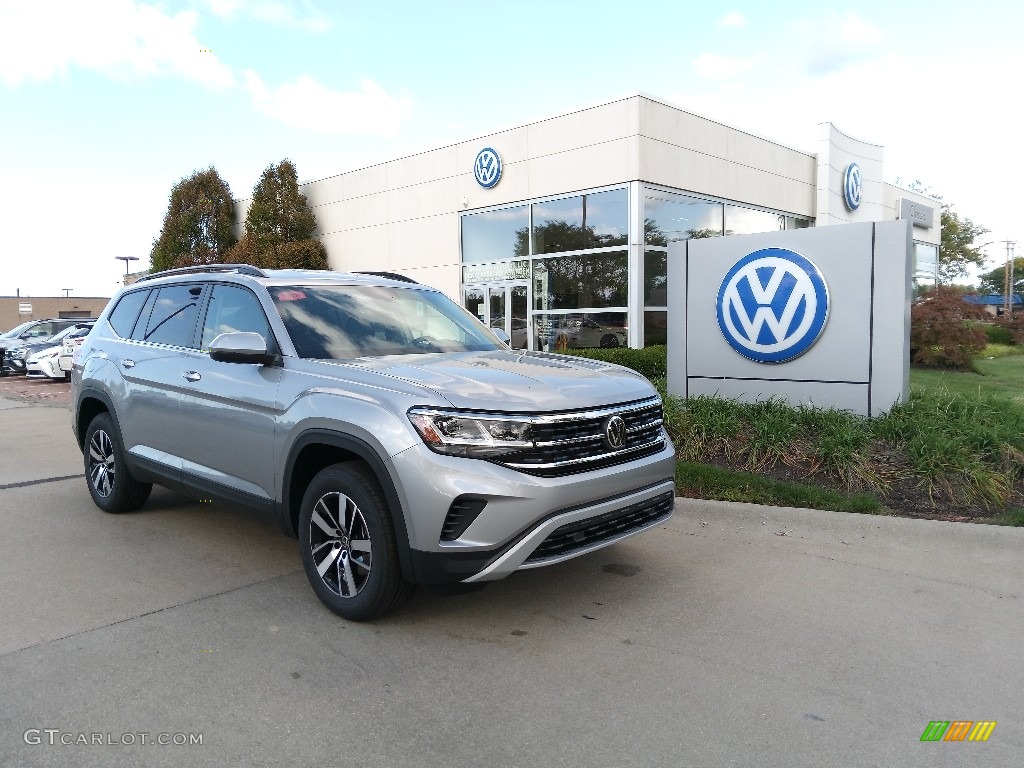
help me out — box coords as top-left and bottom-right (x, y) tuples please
(560, 345), (667, 381)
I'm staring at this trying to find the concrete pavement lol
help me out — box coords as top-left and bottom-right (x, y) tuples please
(1, 390), (1021, 767)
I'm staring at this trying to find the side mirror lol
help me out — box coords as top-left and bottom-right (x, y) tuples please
(492, 328), (511, 345)
(208, 332), (277, 365)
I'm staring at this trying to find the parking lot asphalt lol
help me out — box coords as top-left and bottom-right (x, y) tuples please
(1, 387), (1021, 767)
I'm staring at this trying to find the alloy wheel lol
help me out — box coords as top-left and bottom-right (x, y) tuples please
(88, 429), (116, 498)
(308, 491), (373, 598)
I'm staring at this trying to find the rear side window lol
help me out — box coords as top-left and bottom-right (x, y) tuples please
(137, 285), (204, 348)
(107, 290), (150, 339)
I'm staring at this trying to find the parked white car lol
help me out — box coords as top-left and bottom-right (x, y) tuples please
(25, 344), (65, 380)
(58, 325), (93, 379)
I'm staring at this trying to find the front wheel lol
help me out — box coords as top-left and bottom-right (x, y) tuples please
(298, 463), (413, 621)
(83, 413), (152, 513)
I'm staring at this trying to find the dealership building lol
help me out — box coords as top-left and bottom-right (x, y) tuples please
(241, 93), (939, 350)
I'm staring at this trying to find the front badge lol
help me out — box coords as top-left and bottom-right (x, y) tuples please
(604, 415), (627, 450)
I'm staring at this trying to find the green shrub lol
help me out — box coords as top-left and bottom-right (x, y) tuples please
(561, 345), (667, 381)
(983, 323), (1014, 346)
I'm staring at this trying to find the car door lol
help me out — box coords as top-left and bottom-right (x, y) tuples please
(115, 283), (205, 478)
(176, 283), (283, 508)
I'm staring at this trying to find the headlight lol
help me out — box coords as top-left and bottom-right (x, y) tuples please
(408, 408), (537, 458)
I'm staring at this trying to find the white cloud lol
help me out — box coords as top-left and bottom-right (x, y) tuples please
(244, 72), (413, 136)
(794, 12), (883, 75)
(719, 12), (745, 28)
(0, 0), (233, 89)
(693, 53), (759, 80)
(200, 0), (330, 32)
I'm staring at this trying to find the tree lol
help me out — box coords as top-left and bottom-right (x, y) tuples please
(939, 206), (988, 284)
(230, 159), (328, 270)
(977, 258), (1024, 296)
(151, 167), (236, 272)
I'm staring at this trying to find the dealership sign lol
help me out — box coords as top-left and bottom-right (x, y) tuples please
(843, 163), (863, 210)
(717, 248), (830, 364)
(473, 147), (502, 189)
(669, 221), (911, 417)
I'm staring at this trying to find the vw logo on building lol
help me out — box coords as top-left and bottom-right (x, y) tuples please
(473, 147), (502, 189)
(843, 162), (863, 210)
(716, 248), (830, 364)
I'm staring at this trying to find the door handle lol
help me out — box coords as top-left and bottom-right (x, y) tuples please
(121, 360), (135, 369)
(184, 371), (201, 382)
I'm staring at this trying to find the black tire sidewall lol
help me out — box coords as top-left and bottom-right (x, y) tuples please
(298, 464), (402, 621)
(83, 413), (145, 513)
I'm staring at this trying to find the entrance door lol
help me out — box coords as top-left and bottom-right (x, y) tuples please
(464, 282), (530, 349)
(488, 282), (529, 350)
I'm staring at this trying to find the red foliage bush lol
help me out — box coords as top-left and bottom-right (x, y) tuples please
(910, 286), (989, 370)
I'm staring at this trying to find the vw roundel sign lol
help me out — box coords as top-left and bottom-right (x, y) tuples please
(473, 147), (502, 189)
(716, 248), (829, 364)
(843, 162), (863, 210)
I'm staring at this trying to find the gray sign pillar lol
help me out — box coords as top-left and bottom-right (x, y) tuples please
(667, 220), (911, 417)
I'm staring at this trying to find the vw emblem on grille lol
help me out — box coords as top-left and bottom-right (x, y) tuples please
(843, 162), (863, 210)
(717, 248), (829, 364)
(604, 415), (627, 450)
(473, 147), (502, 189)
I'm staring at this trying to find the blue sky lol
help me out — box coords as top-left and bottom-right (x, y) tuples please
(1, 0), (1021, 297)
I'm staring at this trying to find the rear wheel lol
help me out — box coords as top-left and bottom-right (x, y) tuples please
(83, 413), (152, 513)
(298, 463), (413, 621)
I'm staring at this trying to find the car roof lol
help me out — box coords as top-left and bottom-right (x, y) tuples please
(133, 264), (423, 290)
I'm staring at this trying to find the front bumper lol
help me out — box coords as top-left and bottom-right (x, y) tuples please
(392, 433), (676, 585)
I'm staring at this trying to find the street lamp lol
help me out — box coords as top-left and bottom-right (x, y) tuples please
(115, 256), (140, 284)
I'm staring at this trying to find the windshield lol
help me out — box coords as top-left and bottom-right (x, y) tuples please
(43, 325), (86, 344)
(1, 321), (34, 339)
(269, 285), (503, 360)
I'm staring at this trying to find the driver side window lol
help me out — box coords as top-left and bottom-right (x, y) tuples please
(201, 284), (274, 351)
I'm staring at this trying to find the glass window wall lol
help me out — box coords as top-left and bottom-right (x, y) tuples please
(533, 252), (628, 311)
(461, 204), (529, 263)
(532, 188), (628, 254)
(725, 205), (784, 236)
(913, 242), (939, 297)
(645, 195), (723, 244)
(644, 249), (667, 306)
(644, 311), (667, 347)
(534, 311), (628, 352)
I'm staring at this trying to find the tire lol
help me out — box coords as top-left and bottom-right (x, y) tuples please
(600, 333), (620, 348)
(83, 413), (152, 513)
(298, 462), (414, 621)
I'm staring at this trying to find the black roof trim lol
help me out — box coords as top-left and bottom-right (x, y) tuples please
(353, 271), (419, 284)
(136, 264), (267, 283)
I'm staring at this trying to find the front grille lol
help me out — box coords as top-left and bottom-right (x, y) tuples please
(524, 491), (675, 563)
(493, 397), (666, 478)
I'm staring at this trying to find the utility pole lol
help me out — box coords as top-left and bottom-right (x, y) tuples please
(999, 241), (1017, 316)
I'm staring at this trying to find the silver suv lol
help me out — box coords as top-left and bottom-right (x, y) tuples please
(72, 265), (675, 620)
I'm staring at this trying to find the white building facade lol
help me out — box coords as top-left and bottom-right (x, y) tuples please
(237, 94), (940, 351)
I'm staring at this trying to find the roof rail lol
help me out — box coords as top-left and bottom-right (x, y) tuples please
(137, 264), (267, 283)
(353, 271), (419, 284)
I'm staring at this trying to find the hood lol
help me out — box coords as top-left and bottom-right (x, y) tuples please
(342, 350), (655, 411)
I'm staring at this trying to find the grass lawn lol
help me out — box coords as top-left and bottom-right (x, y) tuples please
(910, 349), (1024, 404)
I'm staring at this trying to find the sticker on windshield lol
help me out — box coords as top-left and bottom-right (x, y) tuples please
(275, 290), (307, 301)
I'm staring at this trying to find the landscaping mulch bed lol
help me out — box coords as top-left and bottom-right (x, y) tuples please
(685, 450), (1024, 524)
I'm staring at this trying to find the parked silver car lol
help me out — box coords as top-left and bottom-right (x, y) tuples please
(72, 265), (675, 620)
